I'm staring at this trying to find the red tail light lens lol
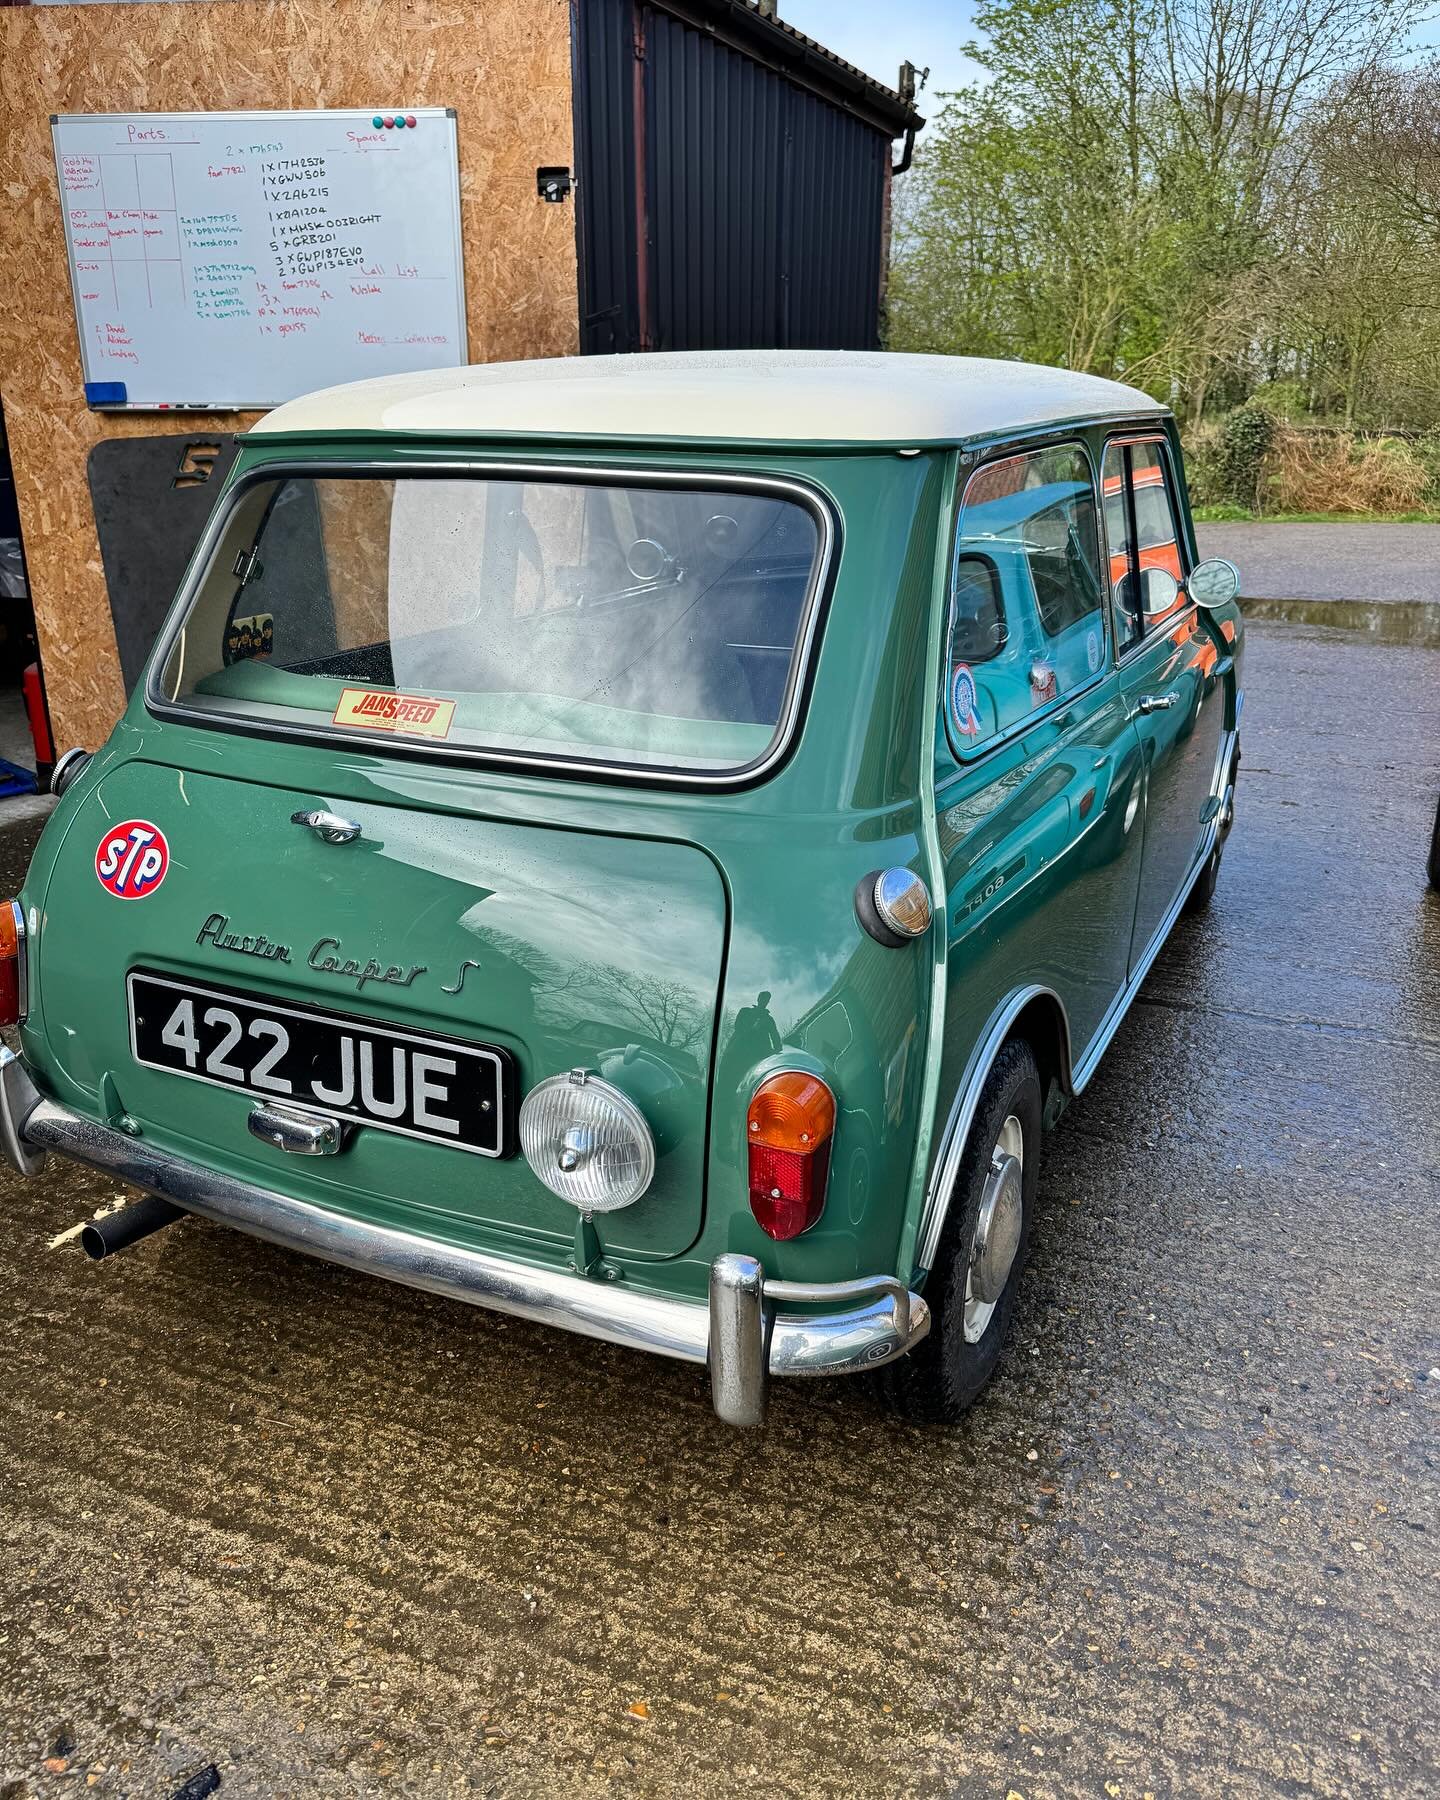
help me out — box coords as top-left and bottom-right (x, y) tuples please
(746, 1071), (835, 1240)
(0, 901), (24, 1027)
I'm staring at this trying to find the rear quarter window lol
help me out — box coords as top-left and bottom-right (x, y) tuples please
(944, 444), (1107, 754)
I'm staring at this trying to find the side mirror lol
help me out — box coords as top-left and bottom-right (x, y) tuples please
(1187, 557), (1240, 610)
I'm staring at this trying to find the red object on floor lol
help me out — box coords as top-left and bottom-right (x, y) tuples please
(22, 662), (53, 773)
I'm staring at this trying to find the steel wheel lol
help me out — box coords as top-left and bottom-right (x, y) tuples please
(964, 1112), (1025, 1343)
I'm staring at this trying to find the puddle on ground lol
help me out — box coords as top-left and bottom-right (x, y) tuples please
(1240, 595), (1440, 645)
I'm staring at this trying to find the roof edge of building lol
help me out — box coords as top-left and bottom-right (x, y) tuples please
(650, 0), (926, 137)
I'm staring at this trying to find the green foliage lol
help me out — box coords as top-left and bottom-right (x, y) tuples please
(1408, 432), (1440, 500)
(1215, 407), (1277, 512)
(1178, 422), (1224, 506)
(1248, 381), (1309, 421)
(891, 0), (1435, 432)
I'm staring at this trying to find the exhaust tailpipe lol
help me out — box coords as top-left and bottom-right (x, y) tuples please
(80, 1195), (185, 1261)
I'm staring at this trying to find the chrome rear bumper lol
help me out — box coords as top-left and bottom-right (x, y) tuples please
(0, 1050), (928, 1425)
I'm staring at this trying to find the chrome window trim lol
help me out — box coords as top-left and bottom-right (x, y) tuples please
(1098, 430), (1201, 661)
(142, 457), (839, 792)
(942, 438), (1112, 767)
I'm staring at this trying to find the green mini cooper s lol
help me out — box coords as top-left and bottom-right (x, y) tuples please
(0, 351), (1243, 1426)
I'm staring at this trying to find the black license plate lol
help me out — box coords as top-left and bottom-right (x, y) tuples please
(127, 971), (513, 1158)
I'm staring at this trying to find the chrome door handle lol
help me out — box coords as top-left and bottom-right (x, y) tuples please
(1135, 692), (1179, 715)
(291, 808), (361, 844)
(248, 1101), (350, 1156)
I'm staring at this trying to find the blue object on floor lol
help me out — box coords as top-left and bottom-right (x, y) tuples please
(0, 757), (37, 799)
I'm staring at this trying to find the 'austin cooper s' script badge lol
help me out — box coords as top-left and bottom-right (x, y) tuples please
(307, 936), (427, 992)
(195, 915), (425, 992)
(196, 913), (292, 963)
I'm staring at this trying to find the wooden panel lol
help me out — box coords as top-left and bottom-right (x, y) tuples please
(0, 0), (579, 750)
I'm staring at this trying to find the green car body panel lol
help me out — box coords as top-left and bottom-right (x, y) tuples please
(11, 354), (1242, 1399)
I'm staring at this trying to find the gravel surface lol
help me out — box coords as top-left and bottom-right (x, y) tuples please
(1196, 521), (1440, 602)
(0, 619), (1436, 1798)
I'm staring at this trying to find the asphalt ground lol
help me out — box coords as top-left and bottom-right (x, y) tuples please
(0, 616), (1437, 1799)
(1195, 521), (1440, 603)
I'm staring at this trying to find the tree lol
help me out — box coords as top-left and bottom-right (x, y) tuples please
(1264, 84), (1440, 424)
(890, 0), (1432, 425)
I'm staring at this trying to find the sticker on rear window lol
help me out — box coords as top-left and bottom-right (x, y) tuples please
(951, 664), (981, 739)
(224, 611), (273, 665)
(95, 820), (170, 900)
(332, 688), (455, 740)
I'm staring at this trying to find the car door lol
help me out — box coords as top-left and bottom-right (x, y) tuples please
(1102, 434), (1228, 970)
(932, 440), (1146, 1112)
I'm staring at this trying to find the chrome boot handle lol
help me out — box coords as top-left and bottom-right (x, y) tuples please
(248, 1101), (349, 1156)
(291, 808), (361, 844)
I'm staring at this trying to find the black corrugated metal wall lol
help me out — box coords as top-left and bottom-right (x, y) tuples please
(574, 0), (891, 355)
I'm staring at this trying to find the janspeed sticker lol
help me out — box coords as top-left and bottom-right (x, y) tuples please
(96, 820), (170, 900)
(332, 688), (455, 740)
(951, 664), (981, 738)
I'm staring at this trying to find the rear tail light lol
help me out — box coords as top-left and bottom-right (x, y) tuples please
(0, 901), (26, 1027)
(746, 1071), (835, 1240)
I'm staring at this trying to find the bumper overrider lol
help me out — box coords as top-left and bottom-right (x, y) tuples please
(0, 1050), (928, 1425)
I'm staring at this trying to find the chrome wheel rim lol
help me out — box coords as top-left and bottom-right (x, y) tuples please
(964, 1113), (1024, 1343)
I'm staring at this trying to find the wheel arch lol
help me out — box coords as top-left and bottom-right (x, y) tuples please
(912, 984), (1073, 1277)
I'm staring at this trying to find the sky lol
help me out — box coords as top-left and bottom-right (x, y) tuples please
(781, 0), (1440, 116)
(779, 0), (981, 110)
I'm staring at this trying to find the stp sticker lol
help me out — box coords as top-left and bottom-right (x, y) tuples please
(96, 820), (170, 900)
(332, 687), (456, 740)
(951, 664), (981, 738)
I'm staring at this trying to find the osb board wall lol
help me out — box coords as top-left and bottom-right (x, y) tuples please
(0, 0), (579, 750)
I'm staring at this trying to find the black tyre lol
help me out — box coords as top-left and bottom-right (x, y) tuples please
(876, 1040), (1041, 1424)
(1185, 741), (1239, 915)
(1428, 795), (1440, 892)
(1184, 840), (1223, 913)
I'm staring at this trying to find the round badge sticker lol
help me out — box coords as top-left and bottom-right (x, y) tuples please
(95, 820), (170, 900)
(1087, 627), (1102, 673)
(951, 663), (981, 738)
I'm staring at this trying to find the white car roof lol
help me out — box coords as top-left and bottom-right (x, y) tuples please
(251, 350), (1166, 447)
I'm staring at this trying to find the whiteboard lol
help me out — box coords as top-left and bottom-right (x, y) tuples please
(52, 109), (468, 410)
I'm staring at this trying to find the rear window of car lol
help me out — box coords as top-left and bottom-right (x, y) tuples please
(152, 470), (828, 778)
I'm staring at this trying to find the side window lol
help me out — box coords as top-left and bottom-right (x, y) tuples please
(1102, 438), (1186, 650)
(945, 444), (1107, 754)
